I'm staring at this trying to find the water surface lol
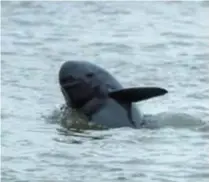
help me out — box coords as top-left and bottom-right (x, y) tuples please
(1, 1), (209, 182)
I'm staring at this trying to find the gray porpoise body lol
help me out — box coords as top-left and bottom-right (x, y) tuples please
(59, 61), (167, 129)
(89, 98), (142, 128)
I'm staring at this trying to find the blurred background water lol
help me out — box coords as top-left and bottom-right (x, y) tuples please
(1, 1), (209, 182)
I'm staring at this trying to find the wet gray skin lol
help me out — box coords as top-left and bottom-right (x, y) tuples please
(59, 61), (167, 129)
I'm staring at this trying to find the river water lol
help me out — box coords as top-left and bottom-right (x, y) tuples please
(1, 1), (209, 182)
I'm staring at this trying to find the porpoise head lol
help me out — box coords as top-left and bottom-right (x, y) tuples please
(59, 61), (94, 108)
(59, 61), (113, 110)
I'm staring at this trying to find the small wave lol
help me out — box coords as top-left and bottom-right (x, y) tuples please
(142, 112), (204, 129)
(46, 105), (205, 133)
(45, 105), (109, 132)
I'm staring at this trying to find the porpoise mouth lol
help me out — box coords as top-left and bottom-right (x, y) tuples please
(60, 76), (95, 109)
(61, 80), (81, 88)
(60, 75), (81, 88)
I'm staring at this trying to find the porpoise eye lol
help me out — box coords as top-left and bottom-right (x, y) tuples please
(86, 73), (94, 78)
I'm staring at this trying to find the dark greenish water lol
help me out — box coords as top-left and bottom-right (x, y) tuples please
(1, 1), (209, 182)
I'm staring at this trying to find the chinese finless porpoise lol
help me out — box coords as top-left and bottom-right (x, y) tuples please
(58, 61), (168, 129)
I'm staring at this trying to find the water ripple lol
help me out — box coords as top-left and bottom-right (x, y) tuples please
(1, 1), (209, 182)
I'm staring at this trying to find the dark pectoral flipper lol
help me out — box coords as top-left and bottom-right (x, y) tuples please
(109, 87), (168, 103)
